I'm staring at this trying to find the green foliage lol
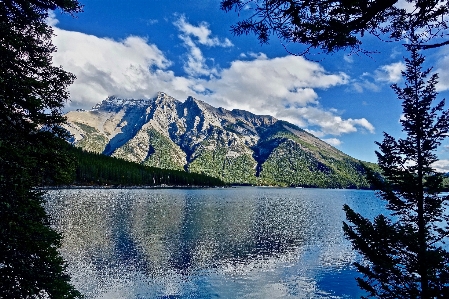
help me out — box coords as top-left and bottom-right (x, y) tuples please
(0, 0), (82, 297)
(73, 122), (109, 154)
(254, 121), (373, 188)
(111, 128), (186, 171)
(70, 147), (226, 187)
(258, 139), (372, 188)
(343, 46), (449, 298)
(221, 0), (449, 54)
(443, 175), (449, 191)
(259, 140), (330, 187)
(0, 187), (80, 298)
(142, 129), (185, 170)
(188, 144), (258, 184)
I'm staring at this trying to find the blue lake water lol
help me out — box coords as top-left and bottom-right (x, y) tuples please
(44, 187), (386, 299)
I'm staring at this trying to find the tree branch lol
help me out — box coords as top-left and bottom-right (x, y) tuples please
(412, 40), (449, 50)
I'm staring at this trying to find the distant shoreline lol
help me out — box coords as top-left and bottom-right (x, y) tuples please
(38, 184), (228, 190)
(38, 184), (377, 190)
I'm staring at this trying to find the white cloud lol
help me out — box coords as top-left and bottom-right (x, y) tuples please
(323, 138), (342, 146)
(350, 61), (404, 93)
(343, 54), (354, 63)
(145, 19), (158, 25)
(174, 15), (233, 47)
(350, 80), (381, 93)
(275, 106), (375, 136)
(178, 33), (218, 77)
(174, 15), (232, 77)
(374, 62), (405, 83)
(249, 52), (268, 59)
(390, 47), (402, 59)
(202, 55), (349, 114)
(51, 17), (374, 138)
(432, 160), (449, 173)
(395, 0), (416, 13)
(435, 48), (449, 91)
(45, 10), (59, 26)
(52, 28), (195, 109)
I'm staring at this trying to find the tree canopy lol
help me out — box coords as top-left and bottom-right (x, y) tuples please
(0, 0), (83, 297)
(343, 40), (449, 298)
(1, 0), (81, 135)
(221, 0), (449, 53)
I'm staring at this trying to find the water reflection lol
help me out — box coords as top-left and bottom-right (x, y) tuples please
(45, 187), (383, 298)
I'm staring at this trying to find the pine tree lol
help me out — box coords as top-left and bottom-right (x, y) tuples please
(221, 0), (449, 54)
(0, 1), (82, 297)
(343, 44), (449, 298)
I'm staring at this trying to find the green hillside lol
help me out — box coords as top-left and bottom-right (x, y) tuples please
(254, 121), (377, 188)
(68, 147), (226, 187)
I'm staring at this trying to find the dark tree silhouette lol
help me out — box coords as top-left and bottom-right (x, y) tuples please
(0, 0), (83, 297)
(343, 42), (449, 298)
(221, 0), (449, 54)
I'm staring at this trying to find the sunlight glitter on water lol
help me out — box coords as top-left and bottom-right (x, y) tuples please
(44, 187), (384, 298)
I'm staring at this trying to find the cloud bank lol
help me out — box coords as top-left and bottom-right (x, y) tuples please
(432, 160), (449, 173)
(51, 16), (375, 143)
(52, 28), (196, 107)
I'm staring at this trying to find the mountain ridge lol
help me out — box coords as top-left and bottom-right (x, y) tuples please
(65, 92), (375, 188)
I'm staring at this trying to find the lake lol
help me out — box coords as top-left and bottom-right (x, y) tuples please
(44, 187), (386, 299)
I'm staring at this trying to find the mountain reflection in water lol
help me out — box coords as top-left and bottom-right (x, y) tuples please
(44, 187), (384, 298)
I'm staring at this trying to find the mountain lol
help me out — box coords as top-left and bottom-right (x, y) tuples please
(64, 92), (375, 188)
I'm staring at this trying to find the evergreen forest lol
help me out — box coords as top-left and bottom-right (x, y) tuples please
(66, 147), (226, 187)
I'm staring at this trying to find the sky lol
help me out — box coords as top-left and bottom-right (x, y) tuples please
(49, 0), (449, 170)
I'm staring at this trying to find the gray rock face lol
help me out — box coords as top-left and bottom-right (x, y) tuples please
(65, 92), (373, 187)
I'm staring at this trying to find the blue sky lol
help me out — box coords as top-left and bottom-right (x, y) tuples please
(49, 0), (449, 170)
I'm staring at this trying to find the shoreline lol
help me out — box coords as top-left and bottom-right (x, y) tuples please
(37, 184), (377, 190)
(38, 184), (230, 190)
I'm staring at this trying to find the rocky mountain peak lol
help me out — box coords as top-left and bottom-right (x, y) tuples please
(231, 109), (277, 127)
(65, 91), (374, 188)
(156, 91), (175, 101)
(185, 95), (195, 102)
(91, 96), (155, 112)
(154, 92), (179, 108)
(183, 95), (213, 112)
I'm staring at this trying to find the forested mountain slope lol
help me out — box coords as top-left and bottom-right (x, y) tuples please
(70, 147), (225, 187)
(65, 92), (376, 188)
